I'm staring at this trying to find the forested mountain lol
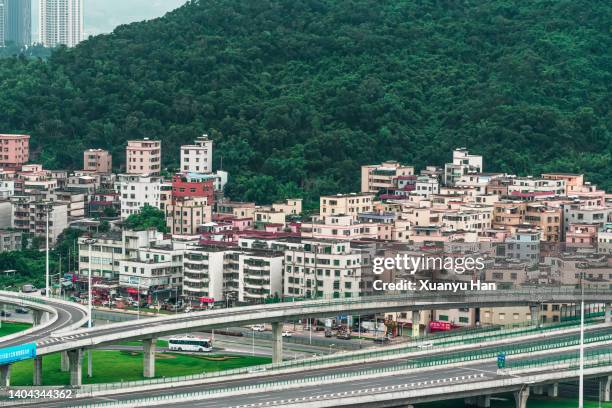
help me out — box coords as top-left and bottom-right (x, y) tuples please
(0, 0), (610, 205)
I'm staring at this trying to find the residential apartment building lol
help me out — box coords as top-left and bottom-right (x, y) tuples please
(166, 197), (212, 235)
(117, 174), (164, 219)
(0, 134), (29, 169)
(444, 148), (483, 186)
(180, 135), (213, 174)
(0, 229), (21, 252)
(301, 214), (379, 240)
(126, 139), (161, 176)
(10, 195), (67, 244)
(171, 173), (214, 205)
(320, 193), (374, 218)
(541, 173), (584, 195)
(361, 161), (414, 193)
(1, 0), (31, 47)
(39, 0), (83, 48)
(119, 243), (184, 300)
(83, 149), (112, 173)
(283, 240), (375, 299)
(182, 245), (283, 305)
(510, 177), (566, 196)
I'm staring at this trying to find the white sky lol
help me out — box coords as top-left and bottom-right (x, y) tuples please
(32, 0), (188, 41)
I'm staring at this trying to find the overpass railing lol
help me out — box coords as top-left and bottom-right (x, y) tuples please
(71, 347), (612, 408)
(77, 325), (612, 394)
(507, 347), (612, 371)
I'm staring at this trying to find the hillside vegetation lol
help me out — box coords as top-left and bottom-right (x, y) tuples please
(0, 0), (610, 204)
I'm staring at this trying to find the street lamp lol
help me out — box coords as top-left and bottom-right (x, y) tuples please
(83, 238), (97, 328)
(83, 237), (97, 379)
(43, 203), (53, 298)
(579, 273), (585, 408)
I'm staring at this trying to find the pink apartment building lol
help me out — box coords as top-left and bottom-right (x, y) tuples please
(83, 149), (112, 173)
(0, 134), (29, 169)
(126, 139), (161, 175)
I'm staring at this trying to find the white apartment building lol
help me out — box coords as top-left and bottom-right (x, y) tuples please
(284, 240), (375, 299)
(78, 229), (164, 280)
(117, 174), (165, 219)
(119, 244), (184, 295)
(444, 148), (483, 186)
(320, 193), (374, 219)
(180, 135), (213, 174)
(414, 175), (439, 197)
(182, 246), (284, 305)
(10, 195), (67, 244)
(511, 177), (566, 195)
(0, 180), (15, 199)
(39, 0), (83, 48)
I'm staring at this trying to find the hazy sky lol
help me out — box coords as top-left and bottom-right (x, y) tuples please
(33, 0), (188, 41)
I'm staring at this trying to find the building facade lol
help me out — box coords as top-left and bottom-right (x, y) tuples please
(83, 149), (112, 173)
(39, 0), (83, 48)
(0, 134), (29, 169)
(126, 139), (161, 176)
(1, 0), (31, 46)
(180, 135), (213, 174)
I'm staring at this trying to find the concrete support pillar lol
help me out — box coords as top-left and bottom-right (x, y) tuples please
(530, 305), (540, 327)
(465, 395), (490, 407)
(0, 364), (10, 387)
(600, 375), (611, 402)
(87, 350), (93, 378)
(67, 349), (83, 387)
(411, 310), (420, 338)
(532, 385), (544, 395)
(33, 356), (43, 386)
(271, 322), (283, 364)
(546, 383), (558, 398)
(605, 303), (612, 324)
(60, 351), (69, 372)
(143, 338), (156, 378)
(32, 310), (43, 326)
(514, 387), (529, 408)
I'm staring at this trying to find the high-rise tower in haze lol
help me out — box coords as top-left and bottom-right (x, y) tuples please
(1, 0), (32, 47)
(39, 0), (83, 47)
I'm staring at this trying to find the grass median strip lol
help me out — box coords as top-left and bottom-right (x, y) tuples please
(10, 351), (270, 386)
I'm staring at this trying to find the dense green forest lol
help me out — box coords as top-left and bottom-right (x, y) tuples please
(0, 0), (610, 205)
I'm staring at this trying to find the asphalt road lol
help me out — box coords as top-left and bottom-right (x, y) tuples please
(0, 295), (87, 350)
(55, 344), (611, 408)
(18, 328), (610, 408)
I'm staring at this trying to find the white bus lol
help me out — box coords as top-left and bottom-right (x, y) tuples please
(168, 336), (213, 352)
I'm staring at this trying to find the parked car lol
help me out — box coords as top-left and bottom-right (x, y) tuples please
(21, 284), (36, 293)
(336, 332), (351, 340)
(251, 324), (265, 332)
(0, 310), (12, 317)
(373, 336), (391, 344)
(417, 342), (433, 349)
(324, 329), (333, 338)
(15, 307), (28, 314)
(281, 330), (293, 337)
(315, 326), (326, 332)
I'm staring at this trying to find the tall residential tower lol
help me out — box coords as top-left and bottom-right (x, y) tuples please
(2, 0), (31, 46)
(39, 0), (83, 47)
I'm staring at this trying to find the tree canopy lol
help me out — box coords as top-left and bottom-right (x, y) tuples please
(0, 0), (609, 206)
(124, 205), (168, 233)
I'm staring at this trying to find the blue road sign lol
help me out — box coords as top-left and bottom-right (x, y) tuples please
(0, 343), (36, 365)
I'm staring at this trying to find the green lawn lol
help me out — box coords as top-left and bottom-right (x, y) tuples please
(417, 395), (612, 407)
(10, 350), (270, 386)
(118, 339), (169, 348)
(0, 321), (31, 337)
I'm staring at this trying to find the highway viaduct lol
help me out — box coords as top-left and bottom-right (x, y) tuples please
(0, 288), (611, 390)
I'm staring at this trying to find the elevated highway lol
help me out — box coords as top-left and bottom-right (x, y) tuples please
(0, 288), (611, 389)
